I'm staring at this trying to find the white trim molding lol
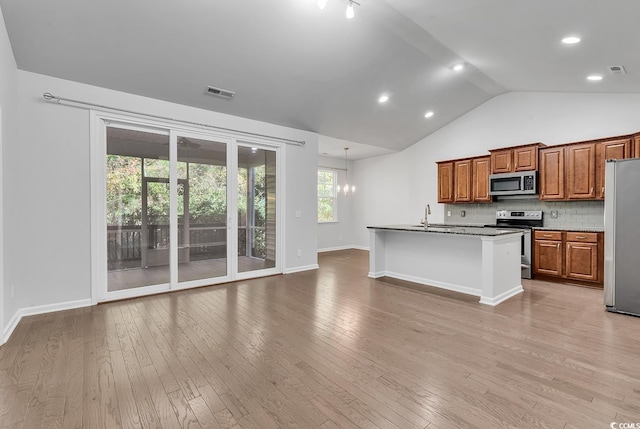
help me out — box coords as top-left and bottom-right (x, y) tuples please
(2, 298), (92, 345)
(318, 245), (356, 253)
(479, 285), (524, 306)
(284, 264), (319, 274)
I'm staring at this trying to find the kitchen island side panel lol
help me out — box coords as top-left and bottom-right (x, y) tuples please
(368, 227), (522, 305)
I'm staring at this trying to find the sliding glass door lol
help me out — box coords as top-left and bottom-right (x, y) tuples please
(176, 134), (228, 284)
(237, 145), (278, 275)
(96, 117), (280, 302)
(106, 126), (171, 292)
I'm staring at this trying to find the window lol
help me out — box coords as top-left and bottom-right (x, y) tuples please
(318, 169), (337, 222)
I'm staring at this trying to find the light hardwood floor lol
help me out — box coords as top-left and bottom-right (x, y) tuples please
(1, 249), (639, 428)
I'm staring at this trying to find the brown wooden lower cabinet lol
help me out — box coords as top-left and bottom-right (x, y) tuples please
(533, 230), (603, 287)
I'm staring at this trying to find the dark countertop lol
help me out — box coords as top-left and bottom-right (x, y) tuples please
(533, 226), (604, 233)
(367, 225), (523, 237)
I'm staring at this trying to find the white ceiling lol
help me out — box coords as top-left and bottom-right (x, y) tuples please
(2, 0), (639, 159)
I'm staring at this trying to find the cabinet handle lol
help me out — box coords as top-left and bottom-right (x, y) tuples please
(602, 187), (605, 195)
(591, 187), (594, 195)
(544, 234), (553, 237)
(576, 235), (586, 239)
(557, 243), (560, 249)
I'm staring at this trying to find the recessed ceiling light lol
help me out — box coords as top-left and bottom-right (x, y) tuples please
(452, 63), (465, 72)
(562, 36), (581, 44)
(424, 111), (435, 118)
(378, 94), (389, 103)
(587, 75), (603, 81)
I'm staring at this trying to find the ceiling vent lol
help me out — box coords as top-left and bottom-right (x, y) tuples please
(206, 85), (235, 99)
(608, 65), (627, 75)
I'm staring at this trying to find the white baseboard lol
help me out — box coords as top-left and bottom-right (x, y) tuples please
(479, 285), (524, 306)
(2, 298), (92, 346)
(318, 245), (369, 253)
(352, 245), (369, 251)
(3, 311), (22, 346)
(284, 264), (319, 274)
(370, 270), (482, 298)
(318, 245), (354, 253)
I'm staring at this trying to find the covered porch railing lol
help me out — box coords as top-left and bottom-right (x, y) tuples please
(107, 224), (265, 270)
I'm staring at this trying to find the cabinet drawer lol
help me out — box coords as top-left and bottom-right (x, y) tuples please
(534, 230), (562, 241)
(566, 232), (598, 243)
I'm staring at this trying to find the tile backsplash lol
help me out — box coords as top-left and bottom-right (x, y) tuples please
(444, 199), (604, 229)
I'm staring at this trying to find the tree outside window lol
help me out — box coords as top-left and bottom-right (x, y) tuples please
(318, 169), (337, 222)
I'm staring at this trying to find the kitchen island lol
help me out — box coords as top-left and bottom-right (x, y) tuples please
(367, 225), (523, 306)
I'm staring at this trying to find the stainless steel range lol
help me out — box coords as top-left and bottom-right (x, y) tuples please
(486, 210), (543, 279)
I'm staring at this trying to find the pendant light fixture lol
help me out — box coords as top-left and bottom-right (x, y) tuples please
(317, 0), (328, 10)
(336, 147), (355, 196)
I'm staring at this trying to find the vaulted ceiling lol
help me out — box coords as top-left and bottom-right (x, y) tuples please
(2, 0), (639, 159)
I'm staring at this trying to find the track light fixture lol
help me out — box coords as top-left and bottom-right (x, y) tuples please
(346, 1), (355, 19)
(317, 0), (360, 19)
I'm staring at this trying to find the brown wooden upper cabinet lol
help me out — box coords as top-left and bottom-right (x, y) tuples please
(539, 146), (565, 200)
(489, 148), (512, 174)
(437, 161), (454, 203)
(489, 143), (544, 174)
(437, 156), (491, 204)
(472, 156), (491, 202)
(566, 143), (596, 199)
(595, 137), (631, 199)
(453, 159), (472, 203)
(634, 134), (640, 158)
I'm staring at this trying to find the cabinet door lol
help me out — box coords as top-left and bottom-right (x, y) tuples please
(566, 143), (595, 199)
(472, 157), (491, 202)
(514, 146), (538, 171)
(490, 149), (512, 174)
(539, 147), (565, 200)
(634, 135), (640, 158)
(595, 138), (630, 199)
(565, 241), (598, 282)
(534, 239), (563, 276)
(454, 159), (472, 202)
(437, 162), (454, 203)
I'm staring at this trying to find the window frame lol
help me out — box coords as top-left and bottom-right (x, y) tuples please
(317, 168), (338, 223)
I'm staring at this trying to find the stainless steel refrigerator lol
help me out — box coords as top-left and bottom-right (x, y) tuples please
(604, 158), (640, 316)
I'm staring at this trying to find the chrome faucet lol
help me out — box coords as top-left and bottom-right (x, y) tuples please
(422, 204), (431, 229)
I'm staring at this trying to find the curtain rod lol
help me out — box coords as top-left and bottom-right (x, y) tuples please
(42, 92), (306, 146)
(318, 165), (347, 171)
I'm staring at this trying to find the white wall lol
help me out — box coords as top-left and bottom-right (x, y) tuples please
(0, 6), (18, 337)
(317, 155), (355, 251)
(352, 91), (640, 248)
(5, 70), (318, 324)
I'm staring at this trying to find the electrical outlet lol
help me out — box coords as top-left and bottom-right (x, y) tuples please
(461, 210), (466, 217)
(295, 210), (301, 218)
(297, 249), (302, 257)
(550, 210), (558, 219)
(447, 210), (451, 217)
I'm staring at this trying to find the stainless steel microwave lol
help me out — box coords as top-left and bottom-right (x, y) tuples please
(489, 171), (538, 196)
